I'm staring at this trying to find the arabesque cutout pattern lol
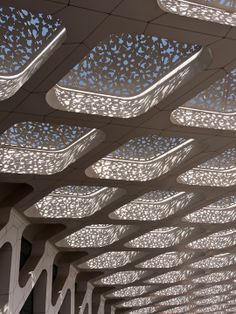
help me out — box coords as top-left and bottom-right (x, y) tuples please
(0, 6), (65, 100)
(0, 122), (102, 175)
(47, 34), (205, 118)
(1, 1), (236, 314)
(88, 135), (194, 181)
(171, 69), (236, 131)
(157, 0), (236, 26)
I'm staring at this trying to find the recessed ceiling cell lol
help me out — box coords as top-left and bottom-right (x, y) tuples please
(194, 304), (231, 313)
(193, 284), (235, 297)
(124, 306), (158, 314)
(227, 299), (236, 305)
(228, 290), (236, 296)
(126, 227), (193, 248)
(153, 284), (194, 297)
(111, 190), (195, 221)
(107, 285), (153, 298)
(159, 296), (192, 307)
(78, 251), (138, 269)
(25, 185), (118, 218)
(194, 294), (232, 306)
(0, 122), (102, 175)
(188, 229), (236, 250)
(47, 33), (205, 118)
(160, 305), (195, 313)
(87, 135), (194, 181)
(136, 252), (194, 268)
(95, 270), (146, 285)
(58, 224), (130, 248)
(116, 297), (158, 308)
(184, 195), (236, 223)
(145, 270), (194, 283)
(171, 69), (236, 131)
(226, 307), (236, 313)
(190, 253), (236, 269)
(178, 148), (236, 187)
(157, 0), (236, 26)
(192, 271), (236, 283)
(0, 6), (65, 101)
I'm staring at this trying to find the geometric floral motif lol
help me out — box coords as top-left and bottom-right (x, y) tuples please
(188, 229), (236, 250)
(192, 271), (236, 283)
(159, 296), (192, 307)
(49, 34), (202, 118)
(160, 305), (195, 313)
(193, 284), (235, 296)
(116, 297), (158, 308)
(112, 190), (195, 221)
(0, 6), (65, 100)
(26, 185), (118, 218)
(171, 69), (236, 131)
(0, 122), (101, 175)
(178, 148), (236, 187)
(153, 284), (194, 297)
(89, 135), (194, 181)
(78, 251), (138, 269)
(127, 227), (193, 248)
(190, 253), (236, 269)
(145, 270), (194, 284)
(157, 0), (236, 26)
(123, 307), (158, 314)
(96, 271), (147, 285)
(194, 294), (232, 306)
(59, 224), (130, 248)
(184, 195), (236, 223)
(139, 252), (194, 269)
(106, 286), (153, 298)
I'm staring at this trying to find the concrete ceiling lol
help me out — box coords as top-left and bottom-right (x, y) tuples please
(1, 0), (236, 313)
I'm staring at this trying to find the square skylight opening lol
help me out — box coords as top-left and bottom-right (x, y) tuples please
(171, 69), (236, 131)
(0, 6), (65, 101)
(126, 227), (193, 248)
(159, 296), (192, 307)
(160, 305), (195, 313)
(194, 294), (232, 306)
(226, 307), (236, 313)
(0, 122), (102, 175)
(188, 229), (236, 249)
(145, 270), (194, 283)
(194, 304), (231, 313)
(25, 185), (119, 218)
(178, 148), (236, 187)
(87, 135), (194, 182)
(157, 0), (236, 26)
(123, 307), (158, 314)
(106, 285), (153, 298)
(153, 284), (194, 297)
(138, 252), (194, 269)
(116, 297), (158, 309)
(110, 190), (195, 221)
(227, 299), (236, 305)
(57, 224), (130, 248)
(184, 195), (236, 223)
(193, 284), (235, 297)
(95, 270), (147, 285)
(78, 251), (139, 269)
(192, 271), (236, 283)
(190, 253), (236, 269)
(47, 33), (205, 118)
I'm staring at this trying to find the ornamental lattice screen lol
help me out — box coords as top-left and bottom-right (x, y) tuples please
(0, 1), (236, 314)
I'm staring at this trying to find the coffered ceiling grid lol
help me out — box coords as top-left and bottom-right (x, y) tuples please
(1, 0), (236, 313)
